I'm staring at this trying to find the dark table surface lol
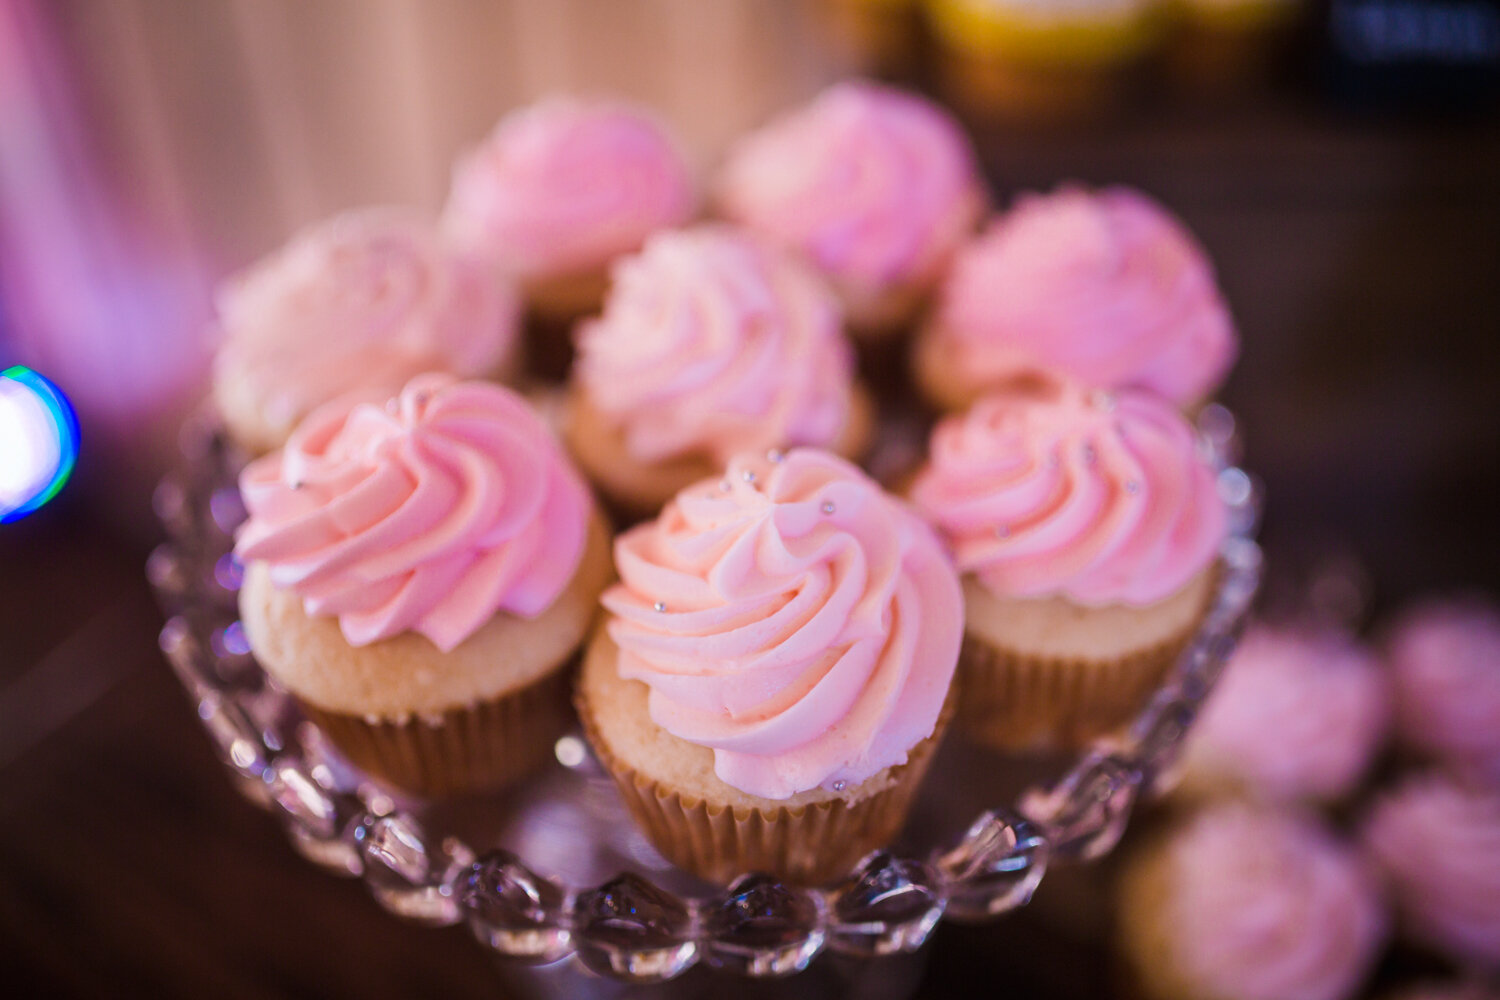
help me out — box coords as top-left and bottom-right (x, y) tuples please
(3, 81), (1499, 999)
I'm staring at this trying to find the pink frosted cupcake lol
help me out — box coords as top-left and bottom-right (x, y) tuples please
(717, 81), (987, 339)
(910, 381), (1227, 748)
(564, 225), (873, 518)
(211, 208), (520, 455)
(443, 98), (696, 321)
(1118, 802), (1388, 1000)
(236, 374), (612, 796)
(1177, 623), (1391, 805)
(914, 185), (1237, 413)
(1362, 772), (1500, 968)
(576, 448), (963, 884)
(1386, 597), (1500, 786)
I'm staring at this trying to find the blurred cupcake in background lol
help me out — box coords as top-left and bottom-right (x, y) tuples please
(1176, 623), (1391, 806)
(1362, 772), (1500, 969)
(443, 98), (696, 323)
(211, 208), (520, 456)
(818, 0), (925, 77)
(1386, 597), (1500, 787)
(910, 380), (1227, 749)
(1166, 0), (1305, 96)
(925, 0), (1164, 121)
(564, 226), (872, 519)
(717, 81), (987, 340)
(914, 186), (1237, 414)
(1118, 802), (1388, 1000)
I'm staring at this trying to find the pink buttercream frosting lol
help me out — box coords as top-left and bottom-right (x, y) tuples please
(573, 226), (856, 465)
(910, 382), (1227, 606)
(213, 207), (519, 435)
(602, 449), (963, 800)
(718, 80), (984, 292)
(235, 374), (590, 652)
(1157, 803), (1387, 1000)
(1182, 623), (1391, 803)
(1387, 598), (1500, 786)
(933, 186), (1237, 405)
(443, 98), (695, 280)
(1363, 773), (1500, 966)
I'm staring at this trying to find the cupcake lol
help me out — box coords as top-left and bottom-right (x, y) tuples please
(914, 186), (1237, 414)
(1176, 623), (1390, 805)
(818, 0), (924, 77)
(1167, 0), (1304, 95)
(211, 208), (520, 455)
(564, 225), (873, 519)
(442, 98), (696, 322)
(576, 448), (963, 885)
(1362, 772), (1500, 968)
(717, 81), (986, 340)
(1118, 802), (1387, 1000)
(1386, 597), (1500, 787)
(925, 0), (1163, 121)
(235, 374), (612, 797)
(910, 381), (1227, 749)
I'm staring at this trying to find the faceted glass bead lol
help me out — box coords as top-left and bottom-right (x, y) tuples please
(197, 695), (268, 780)
(268, 760), (365, 876)
(1022, 753), (1140, 863)
(702, 873), (825, 977)
(461, 851), (573, 964)
(827, 853), (944, 957)
(1128, 690), (1199, 794)
(574, 872), (698, 982)
(356, 815), (472, 926)
(159, 617), (212, 696)
(935, 810), (1049, 922)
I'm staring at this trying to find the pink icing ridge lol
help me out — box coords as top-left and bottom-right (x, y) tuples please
(443, 97), (695, 280)
(236, 374), (590, 652)
(718, 80), (984, 292)
(1160, 803), (1387, 1000)
(910, 382), (1227, 606)
(1387, 598), (1500, 786)
(602, 448), (963, 800)
(1183, 623), (1391, 804)
(574, 225), (856, 465)
(935, 186), (1237, 405)
(214, 207), (519, 431)
(1363, 773), (1500, 966)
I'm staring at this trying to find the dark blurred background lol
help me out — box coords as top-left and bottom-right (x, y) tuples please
(1, 0), (1497, 996)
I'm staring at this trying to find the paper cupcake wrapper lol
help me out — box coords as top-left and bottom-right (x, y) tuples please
(301, 664), (576, 798)
(578, 693), (954, 886)
(956, 619), (1198, 752)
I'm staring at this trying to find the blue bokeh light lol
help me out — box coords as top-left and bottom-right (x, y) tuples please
(0, 366), (80, 523)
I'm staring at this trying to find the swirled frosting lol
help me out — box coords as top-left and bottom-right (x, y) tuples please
(933, 186), (1237, 406)
(718, 81), (984, 293)
(574, 226), (856, 465)
(1363, 773), (1500, 966)
(213, 208), (519, 441)
(1387, 598), (1500, 786)
(235, 374), (590, 652)
(1156, 804), (1387, 1000)
(1182, 624), (1391, 804)
(910, 383), (1226, 607)
(443, 98), (695, 280)
(602, 449), (963, 800)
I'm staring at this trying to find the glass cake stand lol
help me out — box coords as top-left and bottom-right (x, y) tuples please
(147, 406), (1261, 996)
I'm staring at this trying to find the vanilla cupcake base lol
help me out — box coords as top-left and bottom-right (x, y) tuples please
(523, 268), (613, 324)
(958, 567), (1217, 750)
(562, 384), (877, 521)
(239, 514), (613, 797)
(577, 631), (951, 885)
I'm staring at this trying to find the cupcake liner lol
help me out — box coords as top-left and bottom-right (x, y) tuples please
(301, 663), (576, 798)
(578, 691), (954, 886)
(956, 617), (1199, 752)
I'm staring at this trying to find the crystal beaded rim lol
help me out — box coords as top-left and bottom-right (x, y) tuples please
(150, 406), (1261, 983)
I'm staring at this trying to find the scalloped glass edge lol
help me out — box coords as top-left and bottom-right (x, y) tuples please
(148, 404), (1261, 984)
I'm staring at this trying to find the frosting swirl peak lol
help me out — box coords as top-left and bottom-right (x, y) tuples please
(911, 383), (1226, 606)
(574, 226), (856, 465)
(934, 186), (1236, 406)
(602, 449), (962, 800)
(236, 374), (590, 652)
